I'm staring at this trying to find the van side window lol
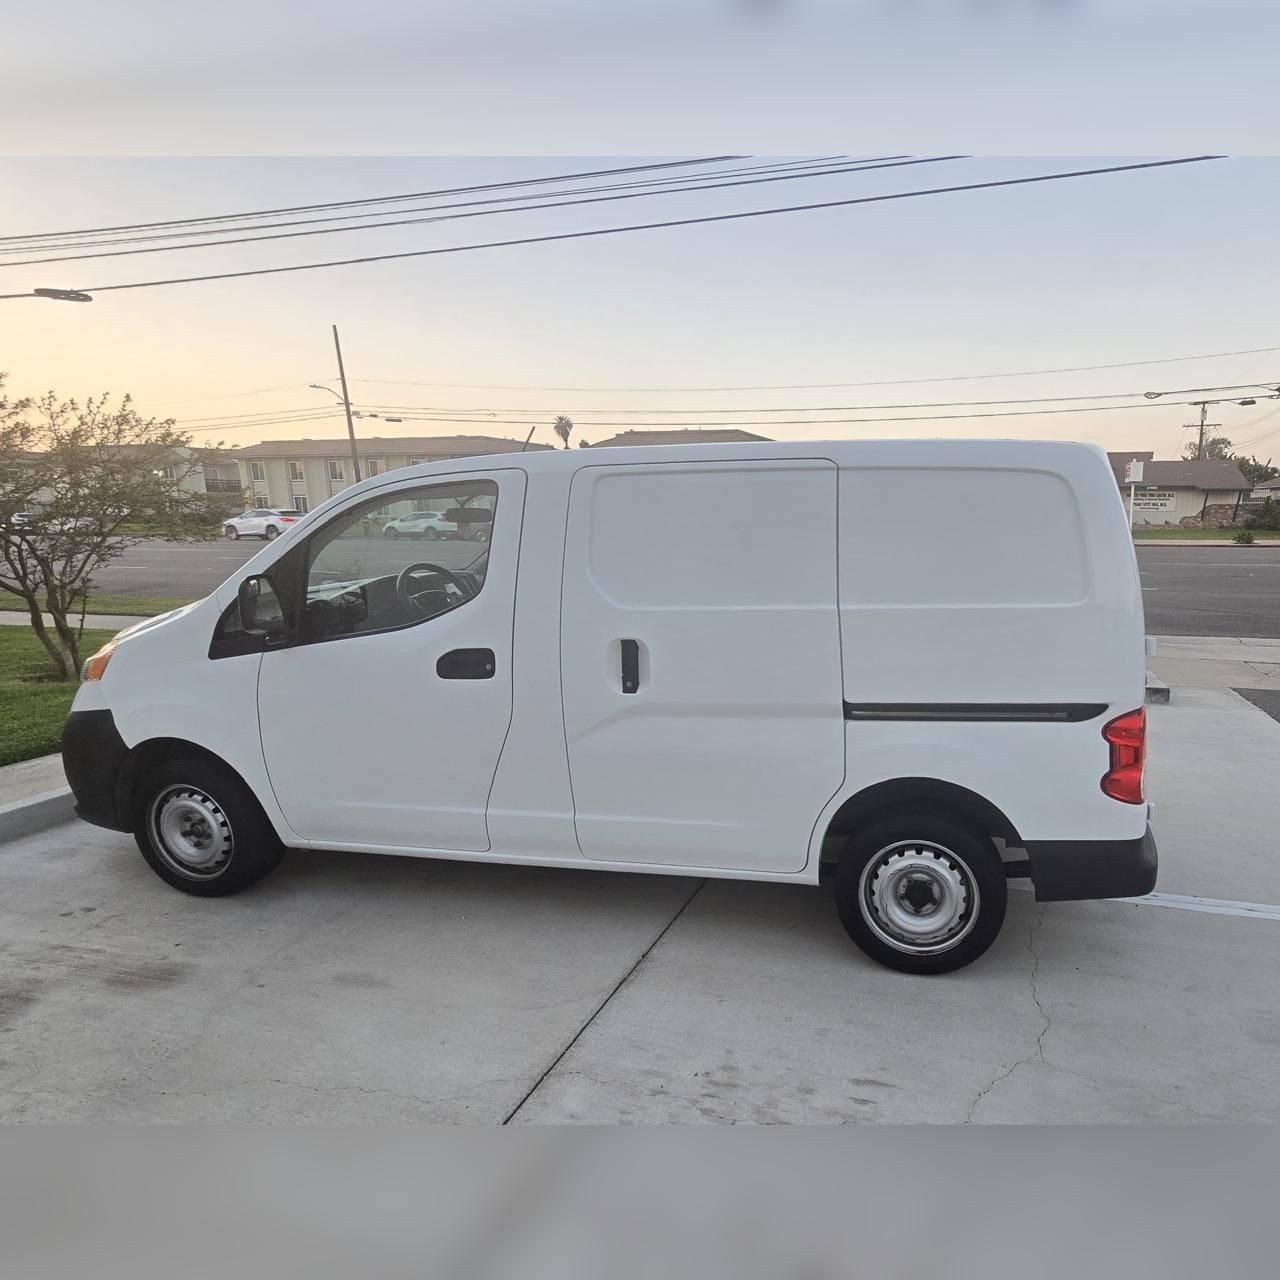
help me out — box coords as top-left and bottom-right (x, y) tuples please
(301, 479), (497, 643)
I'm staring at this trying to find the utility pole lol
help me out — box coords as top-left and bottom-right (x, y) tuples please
(1186, 401), (1219, 461)
(331, 324), (362, 482)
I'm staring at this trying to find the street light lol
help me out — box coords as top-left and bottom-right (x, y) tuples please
(33, 287), (93, 302)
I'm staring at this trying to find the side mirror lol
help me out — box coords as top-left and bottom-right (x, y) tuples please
(237, 575), (287, 637)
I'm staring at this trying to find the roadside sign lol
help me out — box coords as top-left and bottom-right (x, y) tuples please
(1124, 460), (1144, 484)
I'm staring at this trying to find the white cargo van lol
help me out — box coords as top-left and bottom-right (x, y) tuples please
(62, 440), (1155, 973)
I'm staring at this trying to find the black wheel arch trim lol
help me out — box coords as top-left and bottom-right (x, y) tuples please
(822, 777), (1024, 852)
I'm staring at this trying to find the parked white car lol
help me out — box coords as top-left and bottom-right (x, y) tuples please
(223, 508), (303, 541)
(64, 441), (1155, 974)
(381, 511), (457, 540)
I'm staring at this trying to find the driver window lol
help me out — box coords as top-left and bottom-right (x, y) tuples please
(302, 478), (497, 642)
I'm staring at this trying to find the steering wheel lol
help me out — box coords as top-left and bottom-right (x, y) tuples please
(395, 562), (473, 613)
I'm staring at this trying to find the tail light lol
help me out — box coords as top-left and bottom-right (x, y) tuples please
(1101, 708), (1146, 804)
(280, 517), (297, 523)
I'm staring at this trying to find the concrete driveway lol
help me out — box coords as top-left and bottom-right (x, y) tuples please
(2, 688), (1279, 1124)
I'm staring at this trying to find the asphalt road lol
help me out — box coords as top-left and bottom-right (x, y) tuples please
(89, 535), (488, 598)
(1136, 545), (1280, 638)
(91, 538), (1280, 639)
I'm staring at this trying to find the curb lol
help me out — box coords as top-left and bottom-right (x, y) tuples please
(0, 787), (76, 842)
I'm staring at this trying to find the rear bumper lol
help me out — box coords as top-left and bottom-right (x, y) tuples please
(1025, 826), (1158, 902)
(61, 709), (131, 832)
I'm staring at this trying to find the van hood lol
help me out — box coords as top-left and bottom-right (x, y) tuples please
(113, 597), (207, 642)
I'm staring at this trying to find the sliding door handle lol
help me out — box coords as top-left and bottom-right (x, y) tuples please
(620, 638), (640, 694)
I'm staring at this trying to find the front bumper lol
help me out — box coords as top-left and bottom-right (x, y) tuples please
(1025, 826), (1158, 902)
(61, 709), (131, 832)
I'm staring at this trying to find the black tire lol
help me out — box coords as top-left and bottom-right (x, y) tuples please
(265, 525), (279, 541)
(132, 755), (285, 897)
(384, 526), (399, 539)
(834, 812), (1007, 975)
(472, 528), (489, 543)
(224, 525), (239, 540)
(423, 528), (439, 541)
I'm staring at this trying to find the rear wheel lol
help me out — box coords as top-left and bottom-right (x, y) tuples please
(471, 528), (489, 543)
(834, 813), (1007, 974)
(265, 525), (279, 540)
(133, 756), (285, 897)
(224, 525), (239, 540)
(423, 527), (439, 541)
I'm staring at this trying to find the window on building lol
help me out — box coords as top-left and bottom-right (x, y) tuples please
(249, 462), (266, 483)
(161, 463), (177, 480)
(289, 460), (305, 483)
(253, 490), (268, 506)
(406, 458), (422, 467)
(292, 494), (309, 514)
(326, 460), (344, 481)
(364, 459), (382, 478)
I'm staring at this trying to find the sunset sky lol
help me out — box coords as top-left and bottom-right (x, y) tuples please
(2, 155), (1278, 462)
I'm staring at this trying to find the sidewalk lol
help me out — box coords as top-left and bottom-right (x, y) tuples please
(1148, 634), (1280, 691)
(0, 611), (144, 631)
(1134, 538), (1280, 546)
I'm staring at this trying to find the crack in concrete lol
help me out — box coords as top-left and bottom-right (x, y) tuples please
(964, 905), (1049, 1123)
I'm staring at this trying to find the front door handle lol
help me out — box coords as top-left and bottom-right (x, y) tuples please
(437, 648), (496, 680)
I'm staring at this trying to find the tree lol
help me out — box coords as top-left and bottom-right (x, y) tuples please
(0, 380), (229, 679)
(1235, 455), (1279, 486)
(553, 415), (574, 449)
(1181, 433), (1236, 462)
(1178, 434), (1278, 485)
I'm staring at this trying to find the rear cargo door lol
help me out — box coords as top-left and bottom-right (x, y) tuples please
(560, 458), (844, 873)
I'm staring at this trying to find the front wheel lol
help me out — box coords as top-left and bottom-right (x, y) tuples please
(834, 813), (1007, 974)
(384, 526), (400, 539)
(224, 525), (239, 540)
(133, 756), (285, 897)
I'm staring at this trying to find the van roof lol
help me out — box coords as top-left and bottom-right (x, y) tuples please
(323, 436), (1112, 502)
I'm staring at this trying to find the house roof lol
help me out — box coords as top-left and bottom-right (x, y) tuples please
(1133, 460), (1251, 490)
(585, 428), (773, 448)
(1254, 476), (1280, 491)
(1106, 452), (1249, 490)
(232, 435), (553, 459)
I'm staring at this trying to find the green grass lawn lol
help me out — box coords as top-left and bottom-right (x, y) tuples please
(1133, 528), (1280, 541)
(0, 590), (197, 617)
(0, 626), (119, 767)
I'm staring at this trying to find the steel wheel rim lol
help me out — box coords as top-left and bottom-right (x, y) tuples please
(147, 785), (233, 880)
(857, 840), (979, 955)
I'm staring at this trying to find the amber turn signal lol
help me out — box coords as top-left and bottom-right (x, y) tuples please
(82, 645), (115, 682)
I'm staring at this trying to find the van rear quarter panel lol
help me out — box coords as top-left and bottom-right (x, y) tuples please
(834, 443), (1146, 845)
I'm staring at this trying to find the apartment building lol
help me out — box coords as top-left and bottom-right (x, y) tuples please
(232, 435), (552, 512)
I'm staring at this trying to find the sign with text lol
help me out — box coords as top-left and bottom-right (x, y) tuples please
(1123, 460), (1145, 484)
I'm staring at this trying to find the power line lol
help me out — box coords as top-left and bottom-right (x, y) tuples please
(344, 379), (1278, 418)
(0, 157), (865, 254)
(345, 344), (1280, 394)
(0, 157), (962, 268)
(0, 156), (746, 243)
(173, 379), (1277, 428)
(181, 393), (1235, 435)
(1, 156), (1220, 303)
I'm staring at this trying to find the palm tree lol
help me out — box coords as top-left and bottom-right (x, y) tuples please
(553, 415), (574, 449)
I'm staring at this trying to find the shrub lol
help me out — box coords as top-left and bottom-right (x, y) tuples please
(1234, 529), (1256, 544)
(1244, 497), (1280, 530)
